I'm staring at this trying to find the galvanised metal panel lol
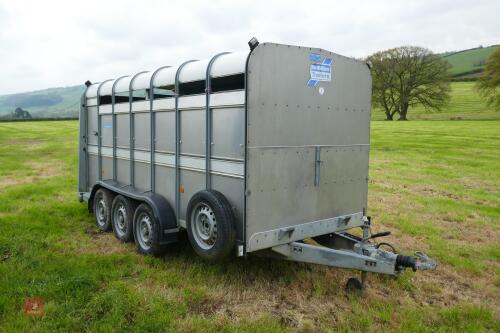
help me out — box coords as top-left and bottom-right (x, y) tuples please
(212, 107), (245, 160)
(102, 156), (113, 180)
(179, 170), (205, 221)
(116, 114), (130, 148)
(134, 161), (151, 191)
(155, 111), (176, 153)
(88, 154), (98, 188)
(132, 72), (153, 90)
(114, 77), (132, 94)
(180, 109), (205, 156)
(98, 80), (115, 96)
(99, 105), (112, 114)
(211, 174), (245, 242)
(153, 66), (177, 88)
(115, 103), (129, 113)
(155, 165), (176, 205)
(87, 107), (98, 145)
(178, 95), (205, 109)
(85, 84), (99, 98)
(210, 91), (245, 107)
(78, 99), (87, 193)
(101, 115), (113, 147)
(210, 52), (247, 78)
(86, 98), (98, 107)
(245, 43), (371, 246)
(132, 101), (149, 112)
(116, 158), (130, 184)
(134, 113), (151, 150)
(179, 59), (209, 83)
(153, 99), (175, 111)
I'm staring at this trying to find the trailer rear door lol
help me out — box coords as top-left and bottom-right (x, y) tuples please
(245, 43), (371, 252)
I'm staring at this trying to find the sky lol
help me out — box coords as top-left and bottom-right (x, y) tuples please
(0, 0), (499, 95)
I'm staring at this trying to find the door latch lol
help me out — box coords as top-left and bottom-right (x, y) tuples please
(314, 146), (323, 186)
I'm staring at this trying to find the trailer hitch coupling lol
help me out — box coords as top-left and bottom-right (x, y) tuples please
(396, 251), (437, 271)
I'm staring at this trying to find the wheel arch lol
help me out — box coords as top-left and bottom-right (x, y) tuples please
(89, 181), (179, 244)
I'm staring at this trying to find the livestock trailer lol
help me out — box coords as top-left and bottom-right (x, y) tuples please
(78, 39), (435, 291)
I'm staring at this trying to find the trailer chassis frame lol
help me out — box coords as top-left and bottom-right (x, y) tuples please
(271, 216), (437, 292)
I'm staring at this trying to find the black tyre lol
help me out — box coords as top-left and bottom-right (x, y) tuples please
(111, 195), (136, 242)
(93, 188), (113, 231)
(345, 278), (363, 296)
(186, 190), (236, 261)
(133, 203), (169, 256)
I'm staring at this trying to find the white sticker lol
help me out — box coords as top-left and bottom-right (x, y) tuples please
(307, 55), (333, 87)
(318, 86), (325, 95)
(310, 64), (331, 82)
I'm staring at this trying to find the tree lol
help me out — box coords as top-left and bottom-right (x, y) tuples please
(369, 51), (399, 120)
(368, 46), (451, 120)
(476, 47), (500, 111)
(13, 107), (32, 119)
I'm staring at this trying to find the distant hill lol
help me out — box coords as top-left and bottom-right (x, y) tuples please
(441, 45), (499, 80)
(0, 85), (84, 119)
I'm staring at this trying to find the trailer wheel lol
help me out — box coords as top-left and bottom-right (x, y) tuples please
(111, 195), (136, 242)
(186, 190), (236, 261)
(133, 203), (169, 256)
(93, 188), (113, 231)
(345, 278), (363, 296)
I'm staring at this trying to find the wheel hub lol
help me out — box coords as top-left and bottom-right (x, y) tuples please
(138, 215), (153, 248)
(114, 204), (127, 236)
(191, 203), (217, 249)
(97, 199), (106, 226)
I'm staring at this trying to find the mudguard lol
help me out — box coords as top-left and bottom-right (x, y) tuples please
(89, 180), (178, 245)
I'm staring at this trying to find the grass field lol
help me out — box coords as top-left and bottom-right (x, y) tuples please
(372, 82), (500, 121)
(0, 120), (499, 332)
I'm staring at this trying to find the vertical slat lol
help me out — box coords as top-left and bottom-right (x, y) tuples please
(205, 52), (230, 189)
(112, 76), (129, 183)
(128, 71), (148, 187)
(80, 85), (90, 192)
(97, 79), (113, 182)
(175, 60), (197, 223)
(243, 47), (253, 255)
(149, 66), (171, 192)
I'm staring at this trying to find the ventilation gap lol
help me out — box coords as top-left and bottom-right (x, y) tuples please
(211, 73), (245, 93)
(178, 80), (206, 96)
(99, 95), (112, 105)
(153, 85), (175, 99)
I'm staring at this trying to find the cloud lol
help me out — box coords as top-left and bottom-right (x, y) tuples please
(0, 0), (498, 94)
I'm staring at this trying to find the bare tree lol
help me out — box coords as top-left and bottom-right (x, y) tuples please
(476, 47), (500, 111)
(369, 52), (399, 120)
(368, 46), (451, 120)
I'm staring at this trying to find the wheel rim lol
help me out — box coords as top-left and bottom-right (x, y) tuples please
(137, 213), (153, 250)
(96, 197), (107, 227)
(113, 203), (127, 237)
(191, 202), (217, 250)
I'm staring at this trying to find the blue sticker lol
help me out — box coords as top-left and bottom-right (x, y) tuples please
(309, 53), (321, 62)
(322, 58), (333, 65)
(307, 55), (333, 86)
(103, 123), (112, 129)
(307, 79), (319, 87)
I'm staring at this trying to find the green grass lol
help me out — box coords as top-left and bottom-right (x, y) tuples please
(372, 82), (500, 121)
(0, 120), (499, 332)
(443, 45), (499, 76)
